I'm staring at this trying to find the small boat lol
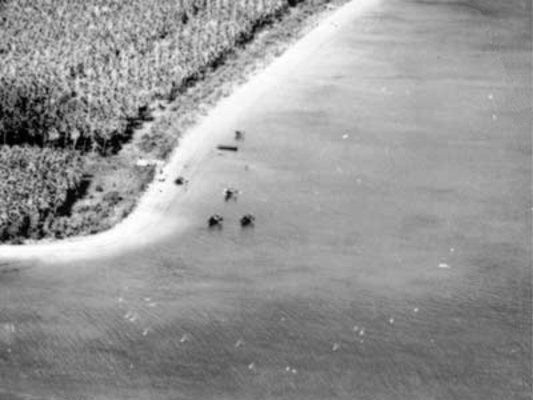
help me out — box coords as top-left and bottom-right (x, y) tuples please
(208, 214), (224, 227)
(217, 145), (238, 152)
(224, 188), (239, 201)
(240, 214), (255, 227)
(235, 130), (245, 141)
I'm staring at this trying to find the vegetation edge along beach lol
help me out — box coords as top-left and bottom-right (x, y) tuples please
(0, 0), (349, 244)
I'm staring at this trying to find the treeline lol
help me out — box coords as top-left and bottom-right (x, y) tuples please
(0, 0), (311, 153)
(0, 146), (85, 241)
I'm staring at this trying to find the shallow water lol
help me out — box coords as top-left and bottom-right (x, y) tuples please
(1, 0), (531, 399)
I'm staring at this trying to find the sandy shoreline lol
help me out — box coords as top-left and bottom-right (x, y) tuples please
(0, 0), (380, 264)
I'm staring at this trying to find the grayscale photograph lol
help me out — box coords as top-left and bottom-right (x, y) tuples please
(0, 0), (531, 399)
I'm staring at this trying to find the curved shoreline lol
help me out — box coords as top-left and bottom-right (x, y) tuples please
(0, 0), (380, 263)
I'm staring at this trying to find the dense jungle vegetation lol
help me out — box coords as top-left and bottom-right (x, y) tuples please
(0, 0), (324, 243)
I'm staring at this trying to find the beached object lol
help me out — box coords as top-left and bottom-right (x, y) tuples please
(208, 214), (224, 227)
(217, 145), (238, 152)
(240, 214), (255, 227)
(174, 176), (188, 185)
(224, 187), (239, 201)
(235, 130), (245, 141)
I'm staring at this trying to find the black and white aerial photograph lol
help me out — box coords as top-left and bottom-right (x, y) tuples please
(0, 0), (531, 399)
